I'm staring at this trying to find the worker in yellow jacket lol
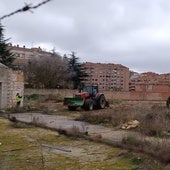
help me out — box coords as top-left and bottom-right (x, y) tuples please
(15, 93), (22, 108)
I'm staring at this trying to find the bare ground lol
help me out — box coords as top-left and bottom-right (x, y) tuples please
(1, 100), (170, 169)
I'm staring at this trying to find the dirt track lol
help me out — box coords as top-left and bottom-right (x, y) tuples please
(7, 112), (167, 146)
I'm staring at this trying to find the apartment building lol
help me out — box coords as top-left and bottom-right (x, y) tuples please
(129, 72), (170, 92)
(8, 44), (52, 67)
(83, 62), (130, 91)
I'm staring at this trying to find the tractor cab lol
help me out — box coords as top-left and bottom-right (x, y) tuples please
(82, 85), (98, 97)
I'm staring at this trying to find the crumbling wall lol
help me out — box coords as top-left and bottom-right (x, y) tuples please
(0, 65), (10, 108)
(0, 64), (24, 109)
(9, 70), (24, 107)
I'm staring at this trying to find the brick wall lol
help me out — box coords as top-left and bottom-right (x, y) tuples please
(25, 89), (170, 101)
(0, 65), (10, 108)
(104, 91), (170, 101)
(9, 70), (24, 107)
(24, 89), (76, 97)
(135, 84), (170, 93)
(0, 65), (24, 109)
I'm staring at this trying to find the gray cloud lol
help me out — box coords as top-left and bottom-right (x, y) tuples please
(0, 0), (170, 73)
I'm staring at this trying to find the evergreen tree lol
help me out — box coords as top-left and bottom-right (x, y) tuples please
(0, 22), (15, 68)
(68, 52), (88, 89)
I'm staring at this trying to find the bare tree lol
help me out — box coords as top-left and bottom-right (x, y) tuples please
(24, 54), (70, 89)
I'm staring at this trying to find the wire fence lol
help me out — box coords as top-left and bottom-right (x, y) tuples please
(0, 0), (53, 20)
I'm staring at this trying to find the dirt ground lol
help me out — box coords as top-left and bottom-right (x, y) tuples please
(0, 118), (153, 170)
(1, 100), (169, 169)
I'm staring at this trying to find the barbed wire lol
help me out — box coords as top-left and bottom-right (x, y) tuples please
(0, 0), (53, 20)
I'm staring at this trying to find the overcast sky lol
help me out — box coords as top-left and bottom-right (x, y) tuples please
(0, 0), (170, 73)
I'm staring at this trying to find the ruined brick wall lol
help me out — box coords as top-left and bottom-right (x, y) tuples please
(9, 70), (24, 107)
(0, 65), (10, 108)
(0, 64), (24, 109)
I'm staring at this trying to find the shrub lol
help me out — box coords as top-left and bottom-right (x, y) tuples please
(10, 121), (33, 128)
(45, 94), (63, 102)
(25, 94), (45, 101)
(78, 111), (112, 124)
(122, 135), (170, 164)
(6, 107), (27, 113)
(122, 136), (142, 147)
(139, 106), (170, 136)
(111, 110), (129, 127)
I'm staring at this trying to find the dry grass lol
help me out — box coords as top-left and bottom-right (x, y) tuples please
(8, 96), (170, 167)
(77, 101), (170, 165)
(78, 102), (170, 137)
(1, 117), (157, 170)
(121, 134), (170, 164)
(139, 105), (170, 136)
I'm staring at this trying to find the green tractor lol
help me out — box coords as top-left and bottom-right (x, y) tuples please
(64, 85), (109, 111)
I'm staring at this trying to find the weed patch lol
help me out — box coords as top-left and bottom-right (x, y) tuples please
(121, 135), (170, 165)
(139, 106), (170, 137)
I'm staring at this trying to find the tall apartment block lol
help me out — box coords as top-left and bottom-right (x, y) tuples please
(83, 62), (130, 91)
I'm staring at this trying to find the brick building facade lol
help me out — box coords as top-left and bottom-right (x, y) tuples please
(129, 72), (170, 93)
(83, 62), (130, 91)
(8, 44), (52, 68)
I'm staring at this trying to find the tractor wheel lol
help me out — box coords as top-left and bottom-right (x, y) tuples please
(97, 95), (106, 109)
(84, 99), (94, 111)
(68, 106), (77, 111)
